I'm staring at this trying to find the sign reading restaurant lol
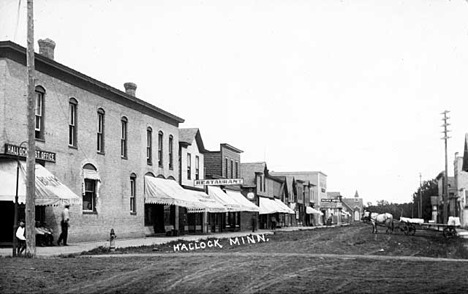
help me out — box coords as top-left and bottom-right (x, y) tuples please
(4, 143), (56, 163)
(194, 179), (244, 186)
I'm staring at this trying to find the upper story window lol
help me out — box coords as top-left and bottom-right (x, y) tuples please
(259, 175), (263, 192)
(187, 153), (192, 180)
(235, 162), (239, 178)
(225, 158), (228, 178)
(130, 173), (136, 214)
(69, 98), (77, 147)
(230, 159), (234, 178)
(195, 156), (200, 180)
(35, 86), (45, 140)
(168, 135), (174, 170)
(97, 108), (105, 153)
(147, 127), (152, 165)
(121, 117), (128, 159)
(158, 131), (163, 167)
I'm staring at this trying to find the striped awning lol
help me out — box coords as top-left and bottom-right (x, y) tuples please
(0, 160), (81, 206)
(185, 189), (227, 213)
(144, 176), (205, 211)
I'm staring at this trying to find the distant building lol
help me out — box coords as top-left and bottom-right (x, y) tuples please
(342, 191), (364, 222)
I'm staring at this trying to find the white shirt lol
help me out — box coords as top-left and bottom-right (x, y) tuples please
(16, 226), (25, 241)
(62, 207), (70, 222)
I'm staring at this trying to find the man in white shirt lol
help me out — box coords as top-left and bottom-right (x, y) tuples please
(16, 221), (26, 255)
(57, 205), (70, 246)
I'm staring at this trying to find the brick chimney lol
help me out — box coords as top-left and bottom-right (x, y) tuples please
(124, 82), (137, 96)
(38, 38), (56, 60)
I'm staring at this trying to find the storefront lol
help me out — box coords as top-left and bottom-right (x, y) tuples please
(0, 159), (81, 245)
(144, 176), (206, 236)
(258, 197), (295, 229)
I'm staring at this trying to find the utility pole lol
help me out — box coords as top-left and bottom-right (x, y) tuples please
(441, 110), (451, 224)
(419, 173), (422, 219)
(25, 0), (36, 257)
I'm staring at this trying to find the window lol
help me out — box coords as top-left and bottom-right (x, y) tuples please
(230, 160), (234, 178)
(169, 135), (174, 169)
(259, 175), (263, 192)
(195, 156), (200, 180)
(130, 174), (136, 213)
(225, 158), (228, 178)
(35, 86), (45, 139)
(187, 153), (192, 180)
(158, 131), (163, 167)
(83, 164), (98, 213)
(97, 108), (105, 153)
(121, 117), (128, 158)
(235, 162), (239, 178)
(147, 127), (152, 165)
(69, 98), (77, 147)
(83, 179), (96, 212)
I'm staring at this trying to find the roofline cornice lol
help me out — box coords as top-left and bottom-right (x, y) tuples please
(0, 41), (184, 126)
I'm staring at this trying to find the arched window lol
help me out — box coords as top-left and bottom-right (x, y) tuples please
(158, 131), (163, 167)
(121, 117), (128, 158)
(168, 135), (174, 170)
(130, 173), (136, 214)
(147, 127), (152, 165)
(83, 164), (99, 213)
(69, 98), (78, 147)
(35, 86), (45, 139)
(97, 108), (105, 153)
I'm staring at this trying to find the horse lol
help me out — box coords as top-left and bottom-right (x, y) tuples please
(362, 210), (394, 234)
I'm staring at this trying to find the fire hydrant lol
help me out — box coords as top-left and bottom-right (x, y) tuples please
(110, 228), (117, 252)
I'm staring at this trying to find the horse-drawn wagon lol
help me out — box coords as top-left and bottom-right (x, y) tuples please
(398, 217), (460, 238)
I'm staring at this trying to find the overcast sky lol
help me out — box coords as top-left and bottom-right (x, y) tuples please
(1, 0), (468, 205)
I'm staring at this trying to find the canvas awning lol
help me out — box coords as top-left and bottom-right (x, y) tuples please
(274, 199), (295, 214)
(207, 186), (243, 212)
(224, 190), (259, 212)
(0, 160), (81, 206)
(144, 176), (205, 211)
(185, 189), (227, 213)
(306, 206), (323, 215)
(259, 197), (294, 214)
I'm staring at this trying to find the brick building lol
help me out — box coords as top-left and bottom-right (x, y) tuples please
(0, 40), (185, 243)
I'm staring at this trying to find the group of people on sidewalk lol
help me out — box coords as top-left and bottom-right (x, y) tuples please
(14, 204), (71, 255)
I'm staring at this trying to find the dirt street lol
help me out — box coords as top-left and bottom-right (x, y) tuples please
(1, 223), (468, 293)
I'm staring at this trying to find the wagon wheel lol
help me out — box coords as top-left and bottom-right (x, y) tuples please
(443, 227), (456, 238)
(402, 224), (409, 235)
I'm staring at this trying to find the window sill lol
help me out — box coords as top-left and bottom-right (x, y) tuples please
(35, 138), (45, 143)
(121, 156), (128, 160)
(147, 162), (152, 166)
(97, 151), (105, 155)
(68, 145), (78, 150)
(130, 212), (137, 216)
(83, 211), (97, 215)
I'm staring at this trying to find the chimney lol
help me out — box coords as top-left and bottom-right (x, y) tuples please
(38, 38), (56, 60)
(124, 82), (137, 96)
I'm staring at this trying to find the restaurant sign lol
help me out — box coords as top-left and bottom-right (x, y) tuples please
(194, 178), (244, 186)
(4, 143), (56, 163)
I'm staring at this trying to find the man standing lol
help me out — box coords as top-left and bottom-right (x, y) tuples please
(16, 221), (26, 255)
(57, 204), (70, 246)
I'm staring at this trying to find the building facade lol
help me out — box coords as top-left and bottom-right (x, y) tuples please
(342, 191), (364, 222)
(270, 171), (326, 225)
(0, 40), (184, 243)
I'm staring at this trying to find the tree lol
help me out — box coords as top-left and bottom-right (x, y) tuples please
(412, 178), (437, 221)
